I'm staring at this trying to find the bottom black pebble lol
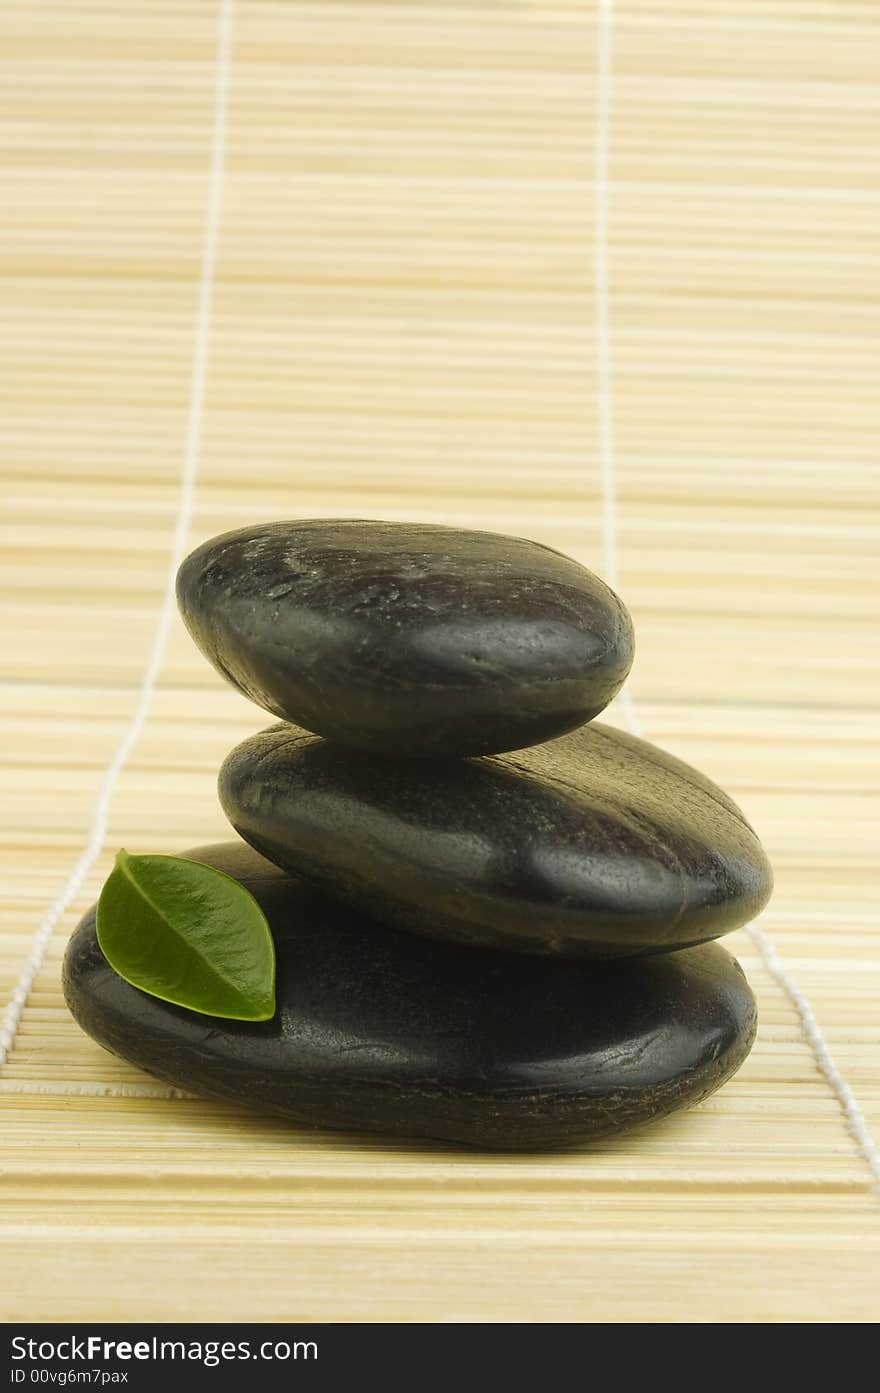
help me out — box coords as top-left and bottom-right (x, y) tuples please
(62, 840), (757, 1150)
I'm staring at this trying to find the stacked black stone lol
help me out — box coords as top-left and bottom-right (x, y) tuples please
(64, 520), (772, 1150)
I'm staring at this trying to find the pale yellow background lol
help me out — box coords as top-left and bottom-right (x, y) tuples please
(2, 1), (878, 1322)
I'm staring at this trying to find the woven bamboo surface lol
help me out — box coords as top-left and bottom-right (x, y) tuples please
(2, 0), (879, 1323)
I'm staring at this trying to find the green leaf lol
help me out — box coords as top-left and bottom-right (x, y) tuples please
(96, 849), (276, 1021)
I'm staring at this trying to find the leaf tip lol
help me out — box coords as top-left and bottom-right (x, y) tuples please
(249, 990), (276, 1023)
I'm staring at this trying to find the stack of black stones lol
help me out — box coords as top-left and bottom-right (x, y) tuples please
(64, 521), (772, 1150)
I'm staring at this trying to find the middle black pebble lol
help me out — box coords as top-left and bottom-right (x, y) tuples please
(219, 720), (772, 960)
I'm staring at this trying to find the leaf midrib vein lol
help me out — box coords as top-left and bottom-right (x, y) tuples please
(117, 854), (252, 1005)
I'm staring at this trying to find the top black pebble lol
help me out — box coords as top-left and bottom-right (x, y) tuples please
(176, 519), (635, 758)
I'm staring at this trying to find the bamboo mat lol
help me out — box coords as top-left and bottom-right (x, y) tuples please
(2, 0), (879, 1323)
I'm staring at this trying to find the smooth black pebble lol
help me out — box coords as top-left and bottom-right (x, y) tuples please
(219, 722), (773, 960)
(63, 841), (757, 1150)
(176, 519), (634, 757)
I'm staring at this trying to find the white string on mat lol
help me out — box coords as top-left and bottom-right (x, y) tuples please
(744, 921), (880, 1191)
(593, 0), (642, 743)
(0, 1080), (191, 1100)
(593, 0), (880, 1194)
(0, 0), (236, 1071)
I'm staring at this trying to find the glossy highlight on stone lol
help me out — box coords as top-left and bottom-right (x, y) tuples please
(219, 722), (773, 960)
(63, 842), (758, 1151)
(176, 519), (634, 757)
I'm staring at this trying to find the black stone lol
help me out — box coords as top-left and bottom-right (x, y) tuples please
(219, 722), (773, 960)
(63, 841), (757, 1150)
(176, 520), (634, 757)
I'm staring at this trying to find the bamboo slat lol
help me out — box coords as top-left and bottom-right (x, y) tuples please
(1, 0), (878, 1323)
